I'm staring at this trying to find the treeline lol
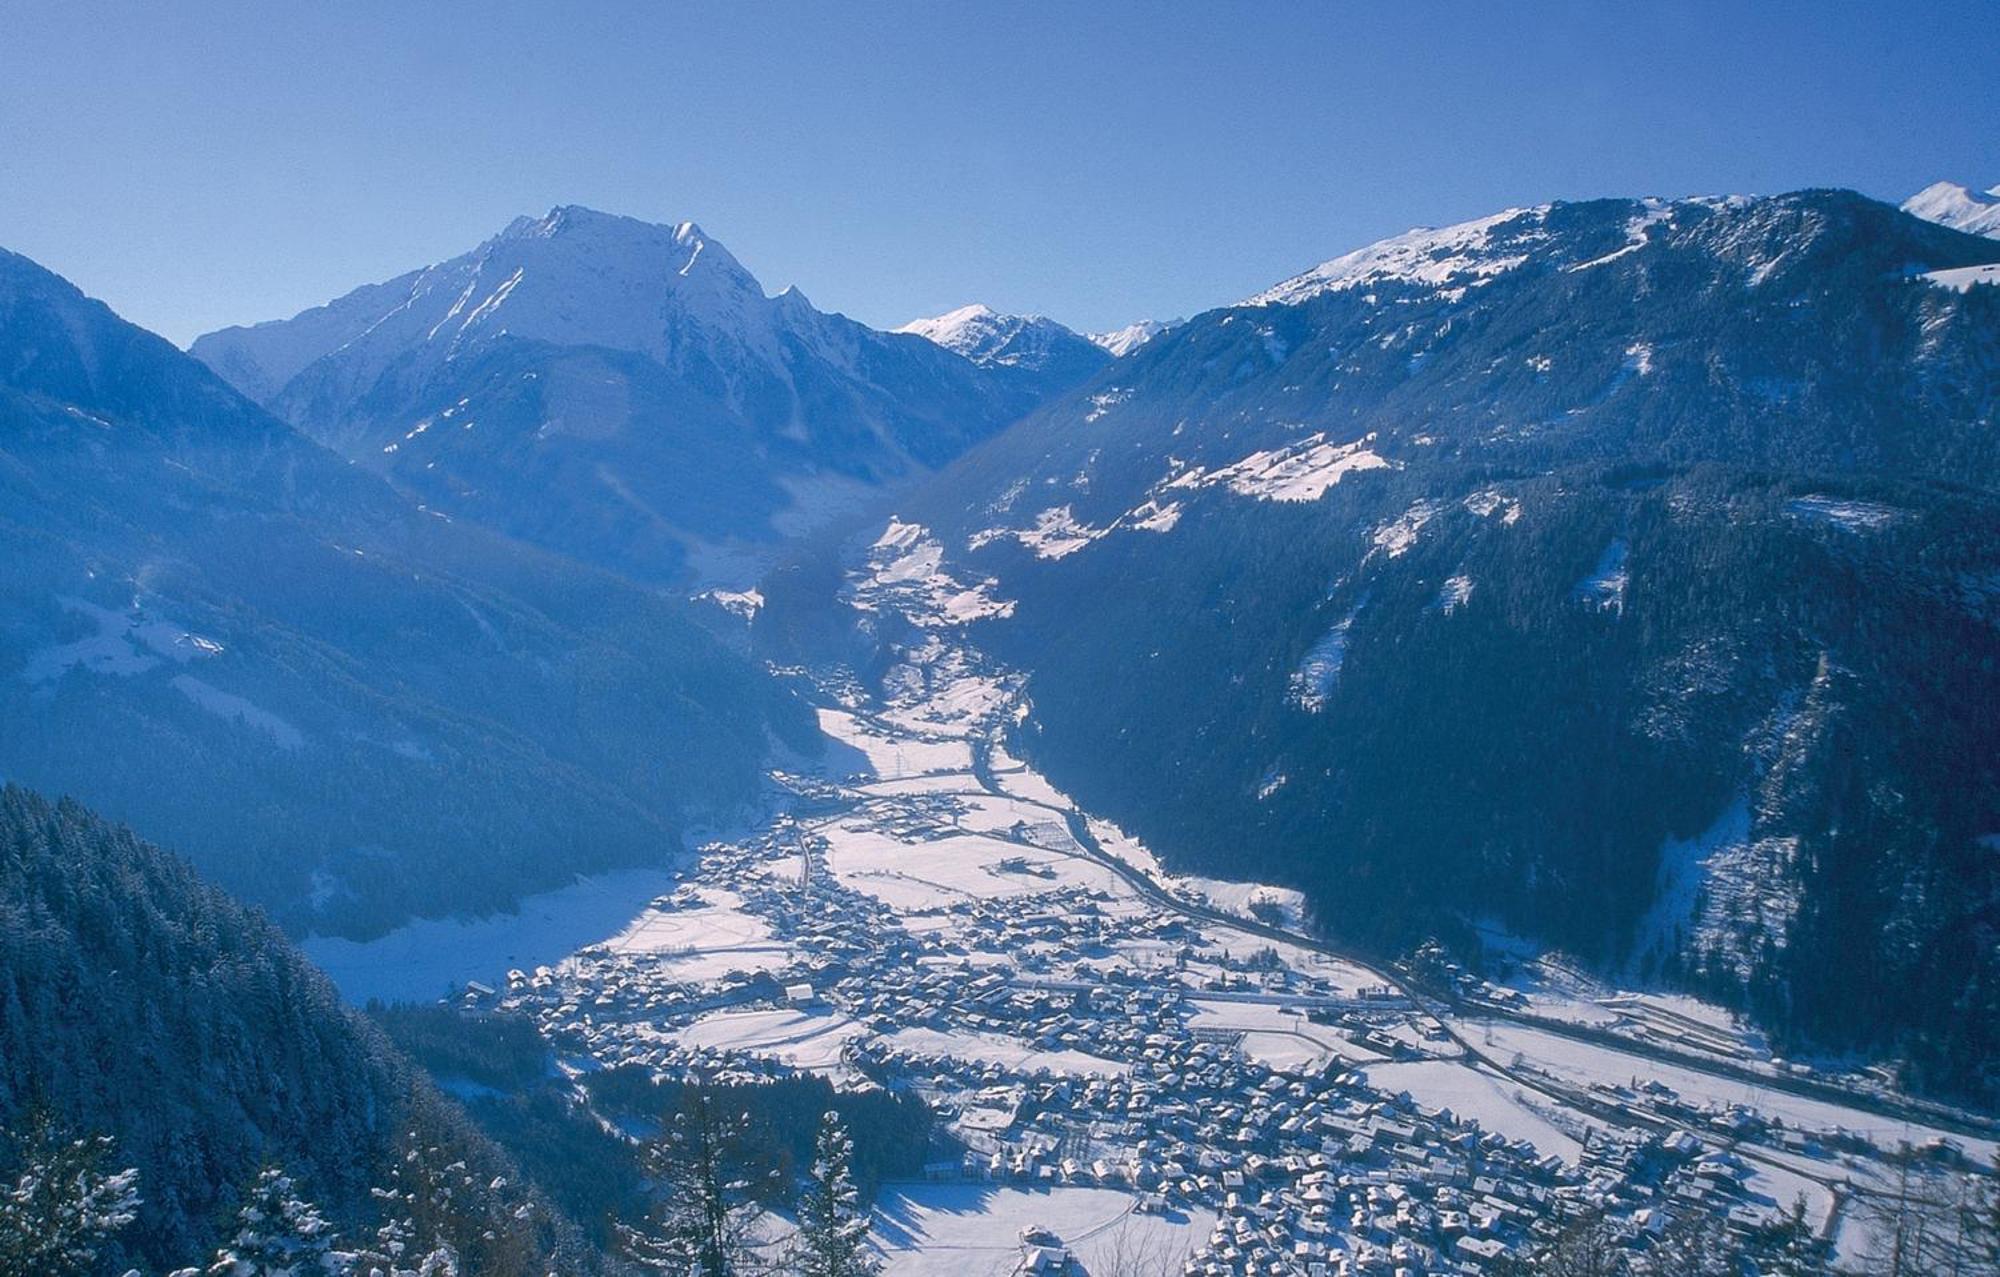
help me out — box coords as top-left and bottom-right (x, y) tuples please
(373, 1004), (936, 1251)
(580, 1068), (935, 1203)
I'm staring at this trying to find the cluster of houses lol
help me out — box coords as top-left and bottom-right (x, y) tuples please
(479, 762), (1862, 1276)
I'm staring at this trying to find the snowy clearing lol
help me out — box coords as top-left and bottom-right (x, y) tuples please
(872, 1183), (1211, 1277)
(1166, 433), (1390, 504)
(1360, 1060), (1589, 1164)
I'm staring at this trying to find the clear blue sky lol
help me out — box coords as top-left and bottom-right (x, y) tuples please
(3, 1), (1995, 347)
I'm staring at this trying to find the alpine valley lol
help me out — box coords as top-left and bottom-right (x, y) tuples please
(771, 190), (2000, 1096)
(5, 180), (2000, 1276)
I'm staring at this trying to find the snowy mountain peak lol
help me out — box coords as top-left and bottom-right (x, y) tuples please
(192, 206), (781, 403)
(1088, 318), (1181, 357)
(1236, 191), (1977, 310)
(896, 303), (1012, 350)
(894, 303), (1102, 376)
(1903, 180), (2000, 239)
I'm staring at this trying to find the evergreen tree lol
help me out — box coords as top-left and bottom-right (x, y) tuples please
(0, 1112), (140, 1276)
(207, 1167), (349, 1277)
(618, 1088), (758, 1276)
(790, 1112), (878, 1277)
(354, 1144), (461, 1277)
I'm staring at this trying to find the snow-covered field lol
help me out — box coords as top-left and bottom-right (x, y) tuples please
(817, 707), (975, 778)
(304, 866), (681, 1003)
(1185, 1000), (1351, 1073)
(1922, 261), (2000, 292)
(671, 1007), (863, 1071)
(600, 886), (795, 981)
(1164, 432), (1389, 504)
(1359, 1059), (1587, 1163)
(871, 1184), (1211, 1277)
(881, 1026), (1127, 1078)
(1475, 1019), (1998, 1162)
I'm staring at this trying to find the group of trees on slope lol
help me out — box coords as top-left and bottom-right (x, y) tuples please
(0, 1103), (885, 1277)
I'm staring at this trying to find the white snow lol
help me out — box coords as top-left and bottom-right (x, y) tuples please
(1360, 1060), (1588, 1163)
(1243, 207), (1547, 307)
(1185, 1000), (1347, 1072)
(1473, 1019), (1997, 1164)
(700, 588), (764, 620)
(1290, 606), (1360, 712)
(817, 824), (1110, 912)
(1630, 799), (1752, 975)
(1082, 387), (1130, 423)
(816, 707), (976, 779)
(303, 866), (683, 1003)
(221, 208), (784, 394)
(599, 886), (795, 981)
(1462, 488), (1521, 524)
(871, 1184), (1210, 1276)
(1165, 433), (1391, 504)
(1785, 495), (1904, 532)
(1563, 201), (1674, 273)
(1572, 538), (1629, 613)
(1435, 573), (1474, 614)
(1902, 180), (2000, 238)
(672, 1007), (864, 1072)
(849, 519), (1015, 628)
(1368, 499), (1441, 558)
(20, 596), (224, 687)
(1010, 506), (1107, 560)
(1087, 317), (1181, 357)
(972, 495), (1189, 560)
(894, 304), (1094, 371)
(1125, 498), (1183, 533)
(880, 1027), (1127, 1078)
(1919, 262), (2000, 292)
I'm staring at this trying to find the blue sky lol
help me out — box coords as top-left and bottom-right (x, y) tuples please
(3, 1), (1995, 346)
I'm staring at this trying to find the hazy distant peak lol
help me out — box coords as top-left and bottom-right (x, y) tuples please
(1903, 180), (2000, 238)
(1088, 317), (1181, 357)
(896, 303), (1096, 372)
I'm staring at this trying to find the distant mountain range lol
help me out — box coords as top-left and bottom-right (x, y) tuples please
(895, 303), (1111, 402)
(192, 208), (1072, 587)
(768, 187), (2000, 1100)
(0, 243), (810, 939)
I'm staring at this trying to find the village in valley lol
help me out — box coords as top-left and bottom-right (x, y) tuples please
(465, 521), (1996, 1276)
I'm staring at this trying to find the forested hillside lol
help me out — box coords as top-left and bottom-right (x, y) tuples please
(0, 785), (597, 1273)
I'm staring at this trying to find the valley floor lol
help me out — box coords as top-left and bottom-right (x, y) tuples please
(318, 532), (2000, 1273)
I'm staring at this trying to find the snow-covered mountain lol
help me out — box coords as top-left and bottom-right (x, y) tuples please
(1241, 205), (1559, 306)
(192, 208), (1048, 585)
(895, 302), (1108, 400)
(776, 189), (2000, 1099)
(1904, 179), (2000, 238)
(1087, 317), (1180, 357)
(199, 208), (778, 404)
(0, 243), (803, 938)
